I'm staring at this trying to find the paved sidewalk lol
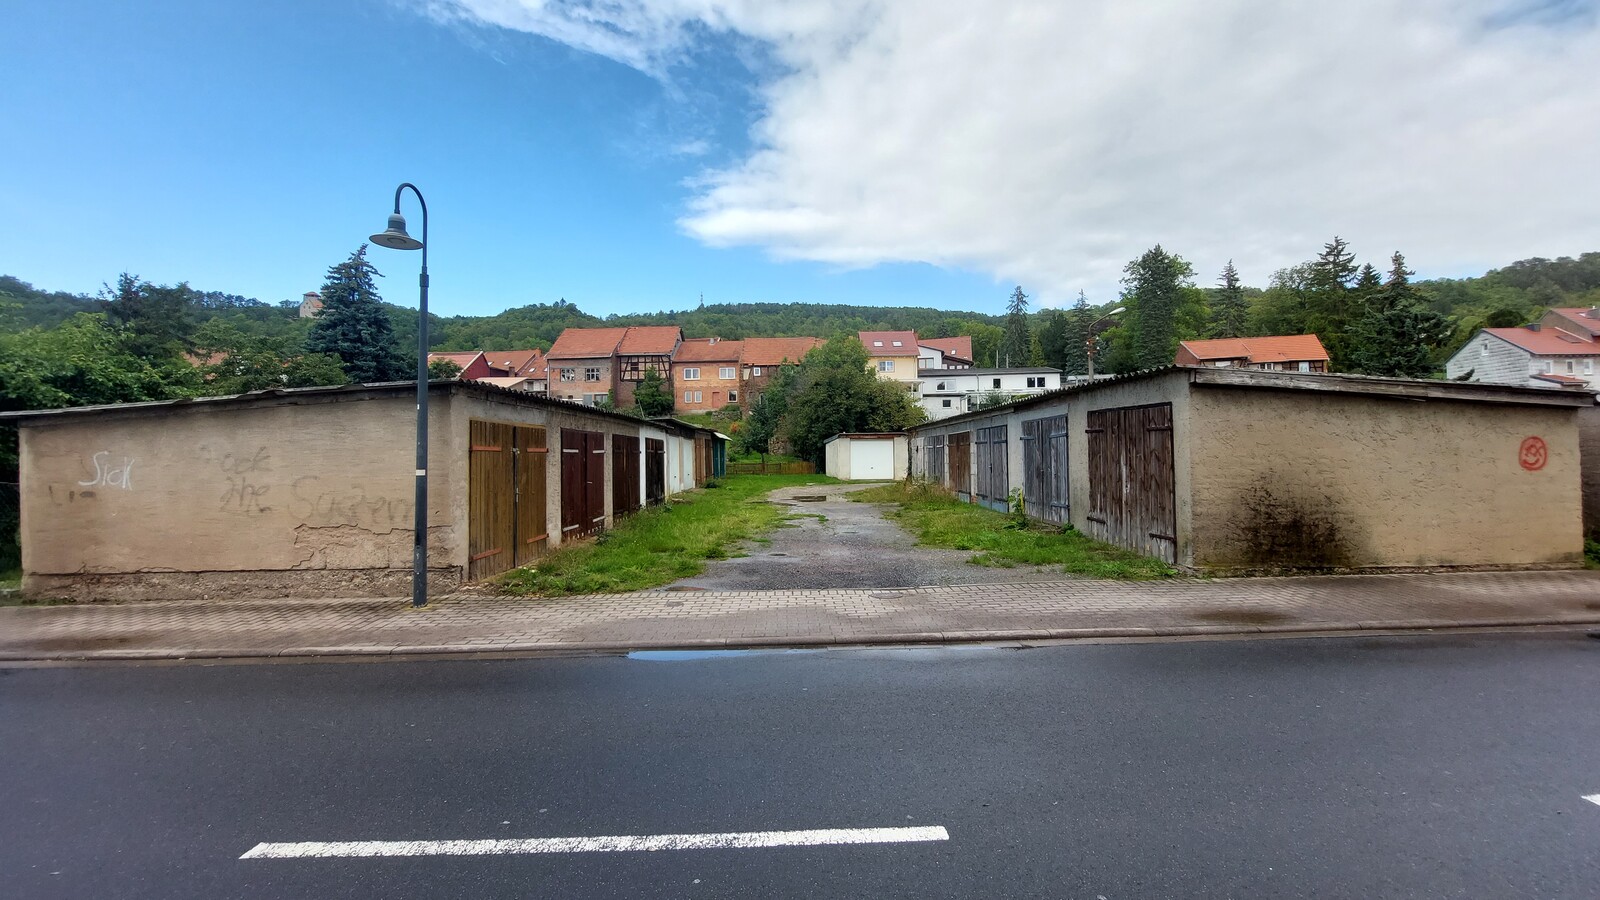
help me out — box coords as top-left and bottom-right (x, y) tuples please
(2, 570), (1597, 661)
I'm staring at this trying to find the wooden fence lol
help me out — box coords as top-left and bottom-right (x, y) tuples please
(726, 461), (817, 475)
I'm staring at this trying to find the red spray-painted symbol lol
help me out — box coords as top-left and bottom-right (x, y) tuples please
(1519, 436), (1547, 472)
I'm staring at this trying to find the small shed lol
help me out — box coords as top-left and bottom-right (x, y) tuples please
(824, 433), (909, 481)
(908, 367), (1592, 573)
(3, 381), (700, 601)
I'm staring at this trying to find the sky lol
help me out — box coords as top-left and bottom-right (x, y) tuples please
(3, 0), (1599, 318)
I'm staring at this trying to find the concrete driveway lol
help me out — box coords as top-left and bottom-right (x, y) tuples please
(664, 482), (1071, 591)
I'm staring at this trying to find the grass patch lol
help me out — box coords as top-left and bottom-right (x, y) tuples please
(1586, 539), (1600, 570)
(851, 481), (1176, 579)
(497, 474), (841, 596)
(0, 567), (19, 591)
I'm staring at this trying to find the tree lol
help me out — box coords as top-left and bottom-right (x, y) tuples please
(1305, 236), (1361, 368)
(779, 336), (923, 465)
(1059, 292), (1093, 375)
(192, 319), (347, 394)
(1122, 245), (1196, 370)
(633, 367), (675, 417)
(1000, 285), (1031, 367)
(1208, 261), (1247, 339)
(99, 273), (196, 362)
(306, 246), (409, 383)
(1348, 252), (1450, 378)
(427, 358), (463, 380)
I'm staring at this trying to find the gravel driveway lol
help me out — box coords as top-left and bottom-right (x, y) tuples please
(663, 482), (1072, 591)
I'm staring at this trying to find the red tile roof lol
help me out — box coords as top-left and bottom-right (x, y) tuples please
(1485, 327), (1600, 356)
(546, 327), (629, 359)
(481, 349), (546, 377)
(741, 337), (823, 366)
(1545, 307), (1600, 337)
(920, 336), (973, 361)
(426, 351), (485, 368)
(617, 326), (683, 355)
(673, 338), (743, 363)
(859, 330), (919, 356)
(1178, 334), (1330, 363)
(1532, 373), (1591, 386)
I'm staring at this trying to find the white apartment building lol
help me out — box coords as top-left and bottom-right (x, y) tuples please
(918, 367), (1063, 420)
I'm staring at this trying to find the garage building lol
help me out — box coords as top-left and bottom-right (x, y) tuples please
(4, 381), (725, 600)
(908, 367), (1589, 573)
(824, 433), (909, 481)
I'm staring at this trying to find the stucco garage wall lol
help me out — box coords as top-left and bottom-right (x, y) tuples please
(1579, 404), (1600, 542)
(20, 394), (461, 600)
(1186, 385), (1585, 571)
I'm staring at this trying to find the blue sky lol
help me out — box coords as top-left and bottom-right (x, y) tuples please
(0, 0), (1000, 317)
(4, 1), (1597, 318)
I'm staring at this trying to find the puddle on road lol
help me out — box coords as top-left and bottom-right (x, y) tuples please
(791, 495), (829, 502)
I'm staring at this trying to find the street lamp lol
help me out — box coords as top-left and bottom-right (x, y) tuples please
(1085, 306), (1125, 380)
(370, 183), (429, 608)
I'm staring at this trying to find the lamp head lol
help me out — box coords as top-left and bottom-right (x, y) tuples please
(370, 212), (423, 251)
(1110, 306), (1126, 315)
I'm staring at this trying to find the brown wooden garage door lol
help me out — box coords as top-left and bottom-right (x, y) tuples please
(1086, 403), (1176, 564)
(923, 434), (945, 484)
(468, 420), (548, 581)
(947, 432), (972, 497)
(612, 434), (641, 516)
(645, 438), (666, 506)
(1021, 414), (1069, 524)
(561, 428), (607, 539)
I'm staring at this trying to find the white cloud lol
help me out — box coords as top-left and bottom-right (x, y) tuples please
(426, 1), (1600, 303)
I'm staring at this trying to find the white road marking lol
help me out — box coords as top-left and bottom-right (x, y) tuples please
(241, 825), (950, 859)
(1583, 794), (1600, 807)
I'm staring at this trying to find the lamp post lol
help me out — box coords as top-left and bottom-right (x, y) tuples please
(369, 184), (429, 608)
(1084, 306), (1126, 381)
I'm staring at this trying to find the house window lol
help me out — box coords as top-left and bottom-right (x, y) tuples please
(692, 391), (702, 403)
(683, 390), (693, 402)
(683, 367), (700, 380)
(560, 368), (577, 382)
(1026, 376), (1046, 388)
(992, 378), (1001, 389)
(719, 366), (736, 379)
(873, 341), (884, 347)
(728, 390), (739, 402)
(1586, 360), (1595, 375)
(878, 360), (895, 372)
(752, 366), (762, 376)
(1566, 360), (1576, 374)
(942, 399), (952, 408)
(891, 340), (902, 347)
(583, 393), (607, 406)
(585, 367), (601, 382)
(936, 382), (946, 390)
(1542, 361), (1553, 374)
(1299, 361), (1311, 372)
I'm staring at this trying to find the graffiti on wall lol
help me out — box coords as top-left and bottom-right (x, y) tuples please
(77, 451), (137, 490)
(291, 476), (412, 529)
(217, 446), (274, 515)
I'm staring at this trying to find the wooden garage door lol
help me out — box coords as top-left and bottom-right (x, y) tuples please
(612, 434), (641, 516)
(947, 432), (972, 496)
(561, 428), (608, 539)
(469, 421), (549, 580)
(1021, 414), (1069, 524)
(974, 424), (1009, 511)
(1086, 403), (1176, 564)
(924, 435), (945, 484)
(645, 438), (666, 506)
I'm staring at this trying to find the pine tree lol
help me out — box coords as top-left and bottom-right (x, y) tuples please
(99, 272), (195, 362)
(307, 245), (409, 383)
(1123, 245), (1195, 370)
(1000, 285), (1031, 367)
(1349, 252), (1449, 378)
(1208, 261), (1247, 338)
(1305, 236), (1361, 369)
(1059, 292), (1093, 375)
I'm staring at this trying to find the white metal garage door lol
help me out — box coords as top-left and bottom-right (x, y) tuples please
(852, 440), (895, 480)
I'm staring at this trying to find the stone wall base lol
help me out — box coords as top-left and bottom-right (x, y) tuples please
(22, 568), (466, 602)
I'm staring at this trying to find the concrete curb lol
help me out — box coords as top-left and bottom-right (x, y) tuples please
(3, 615), (1598, 663)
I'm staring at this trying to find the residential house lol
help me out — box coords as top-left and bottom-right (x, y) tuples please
(860, 330), (922, 388)
(739, 337), (823, 409)
(426, 351), (494, 381)
(672, 338), (744, 412)
(546, 326), (630, 406)
(918, 367), (1062, 420)
(482, 349), (549, 393)
(614, 326), (683, 407)
(298, 291), (323, 319)
(1445, 308), (1600, 390)
(918, 336), (975, 369)
(1175, 335), (1331, 372)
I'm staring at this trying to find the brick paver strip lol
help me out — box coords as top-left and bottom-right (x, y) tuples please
(1, 571), (1597, 661)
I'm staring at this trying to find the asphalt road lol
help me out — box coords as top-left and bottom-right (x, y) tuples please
(3, 633), (1599, 899)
